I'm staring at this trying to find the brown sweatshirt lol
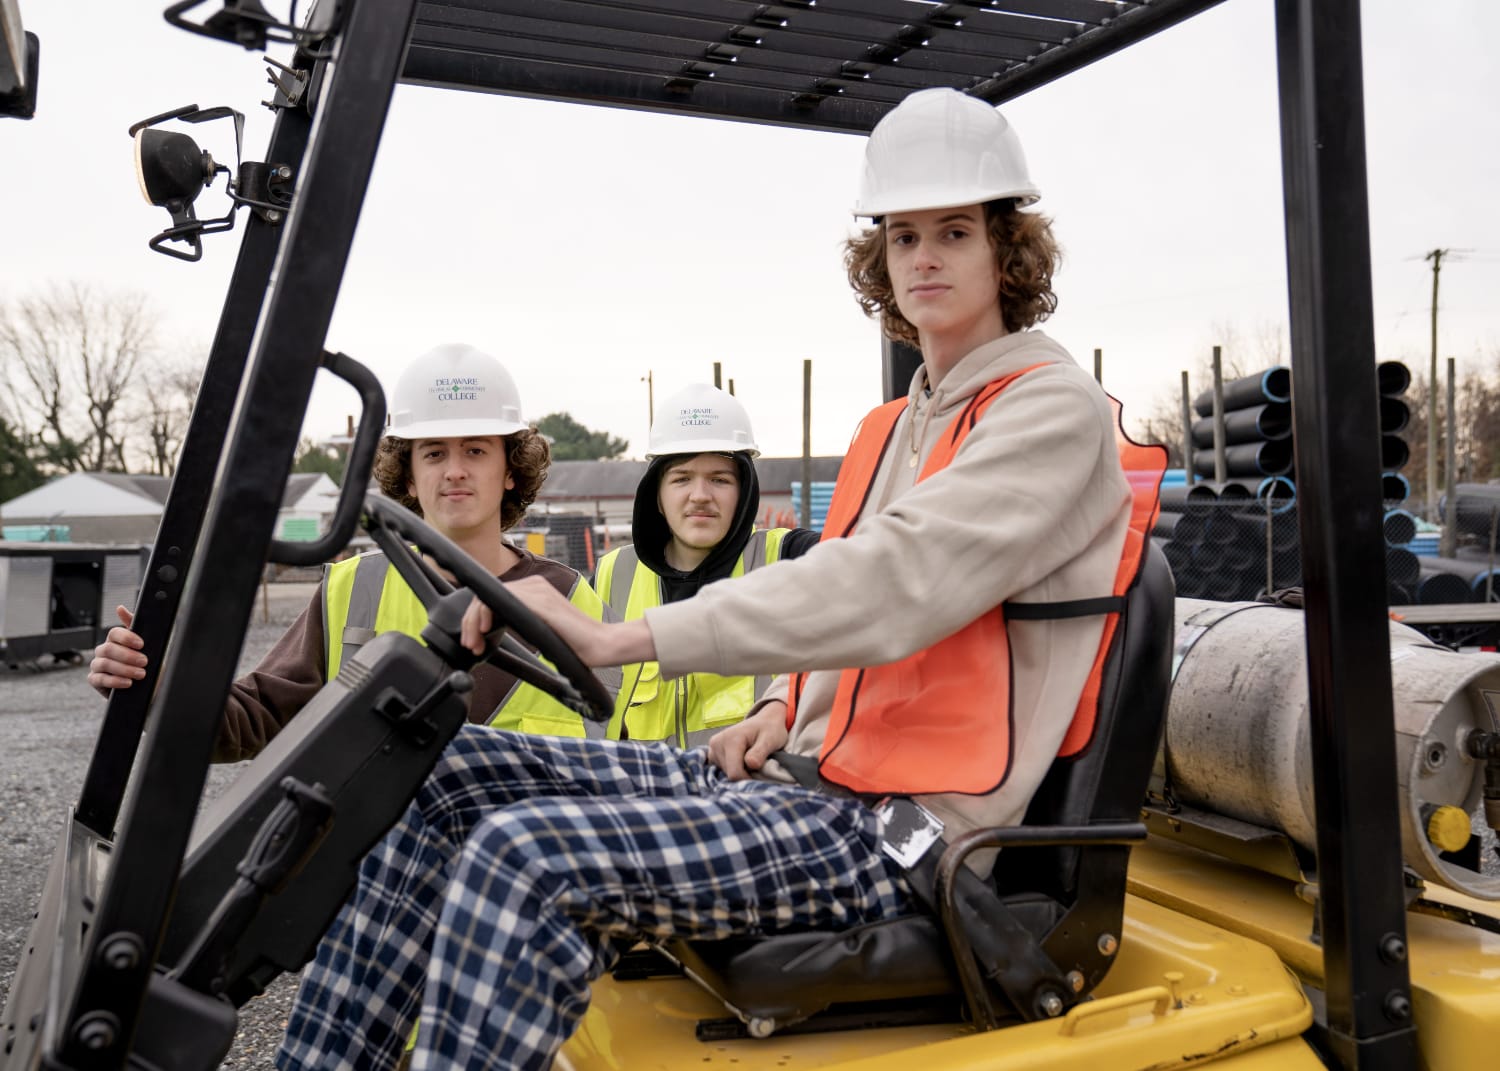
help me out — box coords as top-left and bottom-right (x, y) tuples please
(214, 548), (587, 762)
(645, 332), (1132, 843)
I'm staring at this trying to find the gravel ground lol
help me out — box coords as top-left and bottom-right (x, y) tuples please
(0, 581), (317, 1068)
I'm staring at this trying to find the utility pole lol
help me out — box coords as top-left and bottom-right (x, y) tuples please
(641, 370), (654, 430)
(1441, 356), (1458, 557)
(1211, 345), (1227, 485)
(1425, 248), (1446, 522)
(1420, 247), (1474, 520)
(1179, 371), (1195, 486)
(713, 361), (723, 389)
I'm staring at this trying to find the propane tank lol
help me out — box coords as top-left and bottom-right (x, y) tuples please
(1167, 598), (1500, 900)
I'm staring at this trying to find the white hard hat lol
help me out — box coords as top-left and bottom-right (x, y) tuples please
(853, 87), (1040, 218)
(387, 343), (527, 440)
(648, 383), (759, 459)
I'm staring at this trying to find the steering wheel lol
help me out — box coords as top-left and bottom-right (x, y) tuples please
(361, 495), (613, 721)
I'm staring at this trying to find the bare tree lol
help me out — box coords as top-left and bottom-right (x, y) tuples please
(0, 283), (157, 473)
(138, 357), (204, 476)
(1129, 320), (1289, 466)
(1401, 349), (1500, 507)
(1248, 318), (1289, 369)
(1135, 393), (1188, 467)
(0, 293), (78, 470)
(1457, 351), (1500, 483)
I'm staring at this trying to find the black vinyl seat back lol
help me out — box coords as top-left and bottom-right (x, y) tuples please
(983, 541), (1175, 997)
(665, 542), (1176, 1035)
(996, 541), (1177, 904)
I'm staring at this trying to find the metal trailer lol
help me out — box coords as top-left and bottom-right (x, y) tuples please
(0, 544), (145, 666)
(2, 2), (1483, 1071)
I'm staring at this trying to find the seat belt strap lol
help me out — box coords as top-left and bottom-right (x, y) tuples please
(1004, 595), (1125, 620)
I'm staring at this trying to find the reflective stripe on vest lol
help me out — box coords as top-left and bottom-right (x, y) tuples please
(787, 368), (1166, 796)
(323, 551), (609, 738)
(595, 529), (789, 745)
(325, 553), (399, 674)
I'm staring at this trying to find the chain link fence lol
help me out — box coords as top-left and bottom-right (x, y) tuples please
(1149, 361), (1459, 606)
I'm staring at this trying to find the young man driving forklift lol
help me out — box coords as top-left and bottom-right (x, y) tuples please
(277, 87), (1149, 1071)
(87, 343), (614, 754)
(593, 381), (817, 746)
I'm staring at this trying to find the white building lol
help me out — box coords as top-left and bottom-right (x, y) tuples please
(1, 472), (342, 545)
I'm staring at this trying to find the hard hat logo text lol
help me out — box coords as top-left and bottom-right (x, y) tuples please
(431, 377), (484, 402)
(675, 406), (718, 427)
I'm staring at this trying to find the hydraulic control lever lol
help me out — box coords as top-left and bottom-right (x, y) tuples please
(172, 777), (334, 994)
(371, 668), (474, 748)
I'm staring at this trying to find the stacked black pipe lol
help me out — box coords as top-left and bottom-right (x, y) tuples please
(1189, 366), (1294, 484)
(1437, 484), (1500, 545)
(1153, 477), (1298, 600)
(1372, 361), (1424, 604)
(1149, 367), (1298, 600)
(1376, 359), (1414, 485)
(1414, 547), (1500, 603)
(1151, 360), (1421, 603)
(1421, 484), (1500, 603)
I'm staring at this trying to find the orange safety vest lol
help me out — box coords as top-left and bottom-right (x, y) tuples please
(787, 365), (1166, 796)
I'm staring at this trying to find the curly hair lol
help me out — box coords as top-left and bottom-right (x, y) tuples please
(844, 200), (1061, 347)
(372, 429), (551, 531)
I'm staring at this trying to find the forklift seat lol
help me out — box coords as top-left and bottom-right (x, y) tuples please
(664, 543), (1176, 1036)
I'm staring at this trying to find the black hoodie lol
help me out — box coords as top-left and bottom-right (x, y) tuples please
(630, 453), (817, 603)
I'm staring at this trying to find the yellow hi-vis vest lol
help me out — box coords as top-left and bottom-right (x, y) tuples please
(322, 551), (608, 739)
(592, 528), (789, 747)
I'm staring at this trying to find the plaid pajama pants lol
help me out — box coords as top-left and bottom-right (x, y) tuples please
(276, 725), (913, 1071)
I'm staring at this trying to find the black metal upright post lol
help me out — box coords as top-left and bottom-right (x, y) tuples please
(1273, 1), (1417, 1067)
(74, 100), (313, 838)
(881, 336), (922, 403)
(54, 1), (419, 1067)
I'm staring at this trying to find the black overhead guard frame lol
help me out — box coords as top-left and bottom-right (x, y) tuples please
(55, 3), (418, 1068)
(1273, 1), (1417, 1065)
(34, 2), (1415, 1069)
(75, 98), (312, 840)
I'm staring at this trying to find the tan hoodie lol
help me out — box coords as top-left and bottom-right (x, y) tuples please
(645, 330), (1132, 842)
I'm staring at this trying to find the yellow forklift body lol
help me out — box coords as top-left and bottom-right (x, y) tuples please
(556, 895), (1319, 1071)
(1128, 838), (1500, 1070)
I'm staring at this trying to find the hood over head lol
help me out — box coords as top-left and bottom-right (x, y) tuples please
(633, 451), (760, 603)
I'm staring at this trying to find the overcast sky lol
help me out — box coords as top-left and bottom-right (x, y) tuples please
(3, 1), (1497, 460)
